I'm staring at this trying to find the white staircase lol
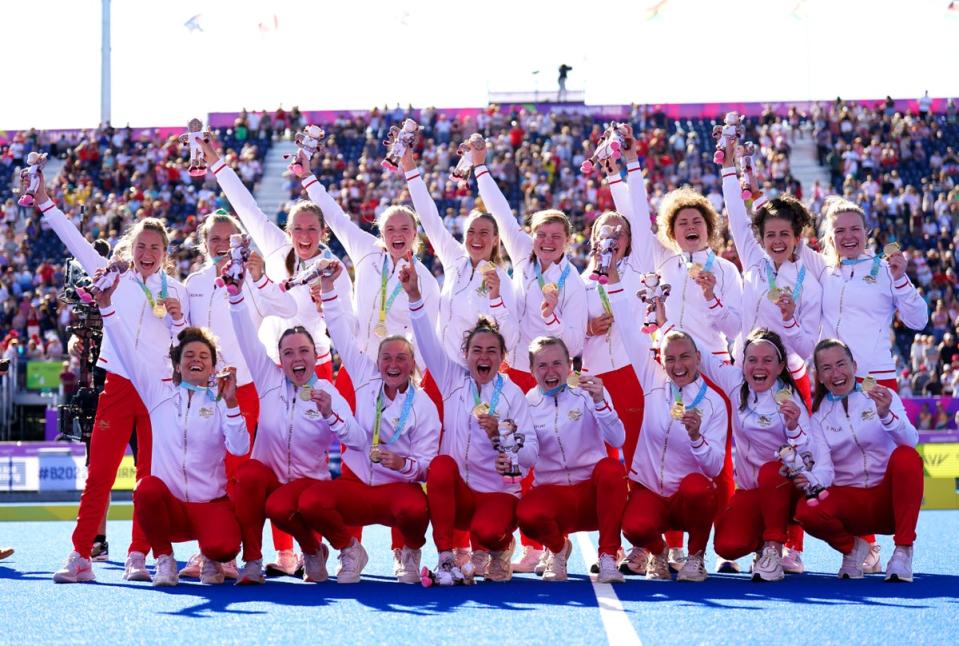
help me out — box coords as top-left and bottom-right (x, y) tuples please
(254, 141), (298, 222)
(788, 136), (830, 202)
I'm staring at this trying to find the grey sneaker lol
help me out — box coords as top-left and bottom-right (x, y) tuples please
(676, 551), (707, 582)
(336, 539), (369, 584)
(884, 545), (913, 583)
(752, 541), (784, 582)
(838, 537), (871, 580)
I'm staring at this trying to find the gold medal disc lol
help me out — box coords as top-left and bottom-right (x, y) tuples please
(861, 376), (877, 393)
(374, 323), (387, 337)
(152, 303), (167, 318)
(472, 402), (490, 418)
(774, 388), (792, 406)
(687, 263), (703, 278)
(566, 372), (581, 388)
(884, 242), (901, 257)
(767, 287), (781, 302)
(299, 385), (313, 401)
(542, 283), (558, 297)
(369, 446), (382, 463)
(670, 402), (685, 420)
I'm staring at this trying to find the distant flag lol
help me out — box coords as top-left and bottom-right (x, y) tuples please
(258, 14), (279, 34)
(646, 0), (668, 20)
(184, 14), (203, 32)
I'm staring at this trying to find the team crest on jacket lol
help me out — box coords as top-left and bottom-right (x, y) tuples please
(199, 407), (214, 418)
(305, 409), (320, 419)
(568, 408), (583, 421)
(861, 409), (876, 421)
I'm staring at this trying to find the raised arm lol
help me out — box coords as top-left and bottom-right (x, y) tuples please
(554, 277), (588, 358)
(698, 347), (742, 393)
(243, 253), (298, 320)
(887, 263), (929, 331)
(320, 266), (375, 383)
(606, 280), (662, 392)
(472, 143), (533, 262)
(624, 155), (670, 270)
(228, 291), (281, 386)
(301, 175), (379, 263)
(721, 167), (765, 270)
(402, 157), (463, 269)
(37, 198), (107, 275)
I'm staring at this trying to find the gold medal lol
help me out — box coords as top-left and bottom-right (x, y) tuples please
(774, 387), (792, 406)
(369, 445), (382, 463)
(861, 376), (877, 393)
(483, 261), (497, 273)
(767, 287), (781, 302)
(687, 263), (703, 278)
(374, 322), (387, 337)
(884, 242), (901, 257)
(472, 402), (490, 418)
(670, 402), (685, 420)
(299, 385), (313, 401)
(542, 283), (558, 297)
(566, 372), (580, 388)
(152, 302), (167, 318)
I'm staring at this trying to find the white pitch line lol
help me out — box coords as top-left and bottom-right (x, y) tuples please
(574, 532), (643, 646)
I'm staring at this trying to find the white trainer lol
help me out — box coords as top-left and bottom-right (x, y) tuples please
(667, 547), (687, 572)
(781, 547), (805, 574)
(487, 539), (515, 582)
(838, 537), (871, 579)
(303, 544), (330, 583)
(884, 545), (914, 583)
(677, 551), (708, 582)
(265, 548), (299, 577)
(123, 551), (152, 582)
(396, 546), (421, 584)
(512, 545), (545, 573)
(862, 542), (882, 574)
(596, 552), (625, 584)
(153, 554), (179, 587)
(543, 538), (573, 582)
(453, 548), (472, 569)
(752, 541), (785, 582)
(471, 550), (490, 578)
(336, 539), (369, 584)
(533, 549), (550, 576)
(236, 559), (265, 585)
(646, 549), (672, 581)
(178, 552), (203, 578)
(53, 551), (95, 583)
(221, 559), (239, 580)
(200, 558), (225, 584)
(618, 546), (649, 575)
(715, 556), (741, 573)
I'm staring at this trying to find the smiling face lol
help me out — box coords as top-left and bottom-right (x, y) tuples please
(206, 220), (240, 259)
(289, 209), (324, 261)
(133, 229), (166, 276)
(662, 335), (700, 388)
(532, 221), (568, 266)
(178, 340), (214, 387)
(815, 344), (857, 397)
(465, 331), (504, 386)
(279, 332), (317, 386)
(831, 210), (866, 260)
(531, 343), (571, 392)
(761, 216), (798, 265)
(377, 338), (415, 392)
(743, 341), (785, 393)
(464, 215), (499, 264)
(380, 209), (417, 260)
(672, 207), (710, 254)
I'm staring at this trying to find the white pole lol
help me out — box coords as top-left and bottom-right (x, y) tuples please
(101, 0), (111, 125)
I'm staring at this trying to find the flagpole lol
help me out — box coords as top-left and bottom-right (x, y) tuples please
(101, 0), (111, 125)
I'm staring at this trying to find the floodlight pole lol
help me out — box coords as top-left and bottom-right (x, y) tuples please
(101, 0), (111, 125)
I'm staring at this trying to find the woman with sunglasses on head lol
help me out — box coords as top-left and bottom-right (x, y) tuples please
(298, 262), (441, 585)
(699, 328), (832, 581)
(226, 269), (361, 585)
(605, 262), (730, 582)
(40, 175), (192, 584)
(471, 137), (588, 571)
(400, 263), (534, 584)
(795, 339), (921, 582)
(86, 272), (248, 587)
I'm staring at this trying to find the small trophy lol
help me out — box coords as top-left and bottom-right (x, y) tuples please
(214, 234), (252, 295)
(493, 419), (524, 484)
(283, 125), (326, 175)
(17, 151), (48, 207)
(450, 133), (485, 182)
(581, 123), (628, 174)
(178, 118), (212, 177)
(382, 119), (419, 172)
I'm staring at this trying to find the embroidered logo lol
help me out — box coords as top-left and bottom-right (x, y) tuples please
(568, 409), (583, 421)
(757, 415), (772, 427)
(305, 409), (320, 419)
(861, 409), (876, 421)
(199, 407), (214, 418)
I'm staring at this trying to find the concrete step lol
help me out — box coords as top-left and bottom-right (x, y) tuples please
(254, 141), (298, 221)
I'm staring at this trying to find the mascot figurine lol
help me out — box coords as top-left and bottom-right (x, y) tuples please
(17, 151), (49, 207)
(382, 119), (419, 172)
(590, 224), (623, 284)
(636, 273), (671, 334)
(284, 125), (326, 175)
(776, 443), (829, 506)
(215, 234), (252, 295)
(178, 118), (212, 177)
(712, 112), (745, 165)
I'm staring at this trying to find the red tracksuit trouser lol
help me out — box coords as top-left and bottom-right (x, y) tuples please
(72, 373), (153, 557)
(230, 459), (323, 562)
(298, 469), (429, 550)
(795, 446), (923, 553)
(507, 367), (545, 550)
(714, 461), (803, 559)
(134, 475), (241, 562)
(427, 455), (517, 553)
(517, 457), (628, 557)
(623, 474), (718, 556)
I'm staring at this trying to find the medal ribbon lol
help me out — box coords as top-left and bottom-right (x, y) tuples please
(597, 284), (612, 315)
(826, 383), (861, 402)
(540, 383), (566, 398)
(135, 271), (168, 310)
(472, 374), (504, 416)
(378, 255), (407, 328)
(179, 380), (215, 401)
(840, 254), (883, 282)
(372, 383), (416, 448)
(670, 379), (708, 411)
(765, 260), (807, 301)
(534, 258), (571, 293)
(288, 374), (317, 393)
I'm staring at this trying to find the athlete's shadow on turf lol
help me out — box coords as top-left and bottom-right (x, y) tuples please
(97, 572), (600, 618)
(613, 571), (959, 609)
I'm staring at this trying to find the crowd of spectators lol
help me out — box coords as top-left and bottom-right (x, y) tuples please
(2, 97), (958, 431)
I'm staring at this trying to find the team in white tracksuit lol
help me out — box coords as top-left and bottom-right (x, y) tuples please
(227, 292), (362, 580)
